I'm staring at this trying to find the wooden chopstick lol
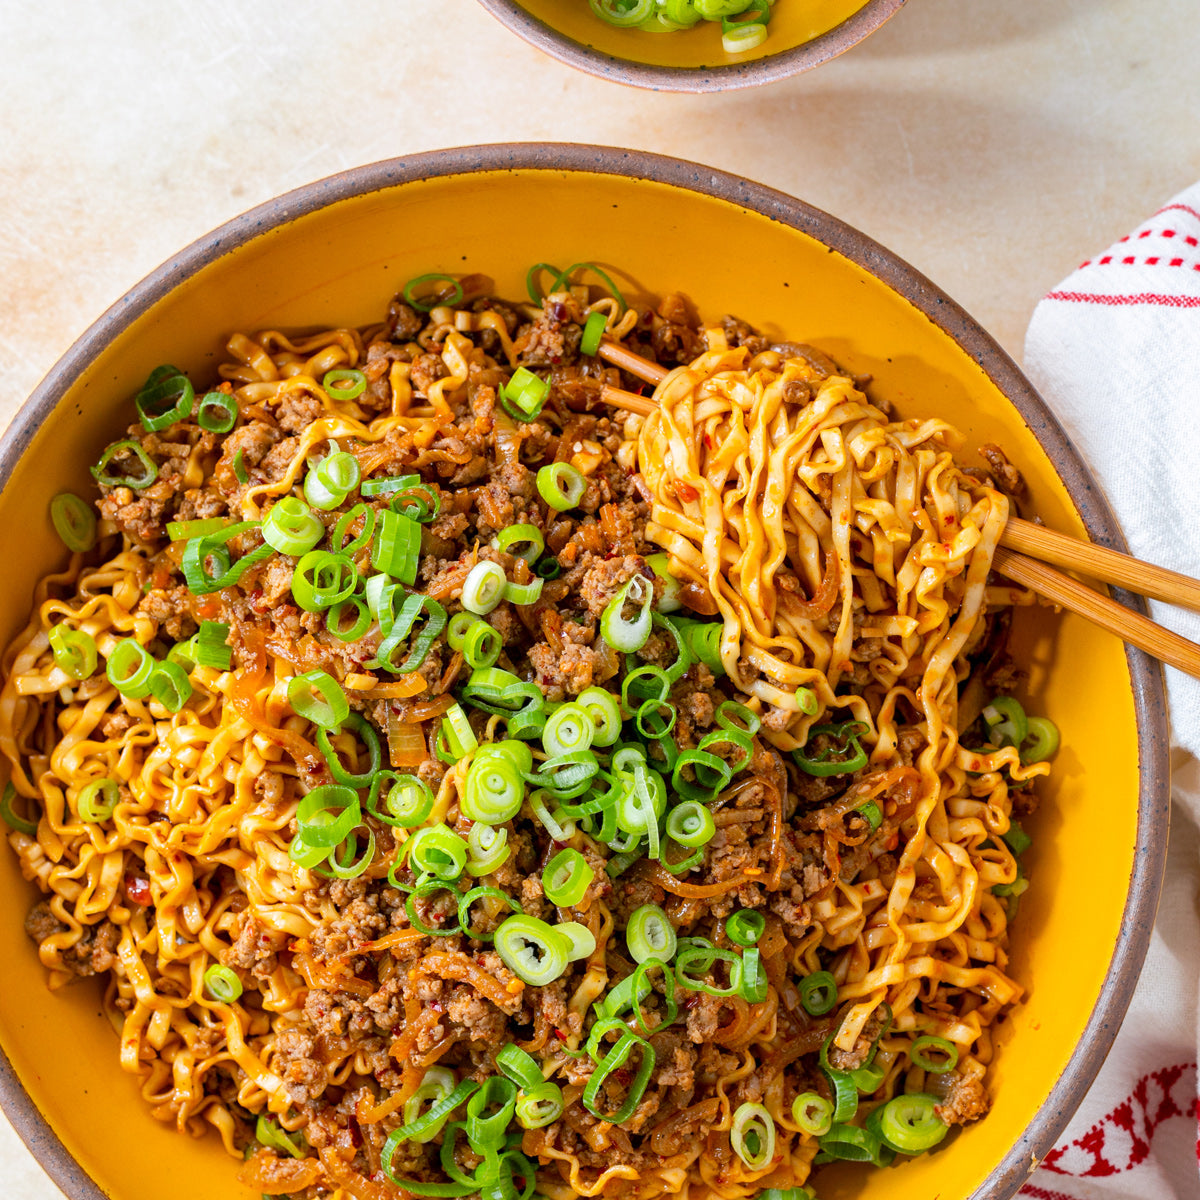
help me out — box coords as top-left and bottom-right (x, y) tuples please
(1000, 517), (1200, 613)
(993, 549), (1200, 678)
(594, 342), (1200, 678)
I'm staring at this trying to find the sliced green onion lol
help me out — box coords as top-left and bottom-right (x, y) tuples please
(458, 886), (520, 941)
(500, 367), (550, 422)
(50, 493), (97, 552)
(178, 621), (231, 671)
(0, 783), (37, 834)
(166, 517), (226, 542)
(675, 943), (741, 997)
(403, 273), (464, 313)
(792, 1091), (834, 1137)
(1021, 716), (1060, 764)
(262, 496), (324, 555)
(856, 799), (883, 831)
(731, 1101), (775, 1169)
(722, 20), (767, 52)
(665, 800), (715, 848)
(671, 747), (732, 804)
(910, 1035), (959, 1074)
(536, 462), (586, 512)
(545, 262), (627, 313)
(800, 970), (838, 1016)
(316, 712), (381, 787)
(305, 449), (361, 511)
(204, 963), (243, 1003)
(625, 903), (677, 964)
(231, 449), (248, 485)
(543, 848), (594, 908)
(793, 721), (869, 777)
(600, 574), (654, 653)
(739, 948), (768, 1003)
(850, 1061), (886, 1093)
(257, 1116), (307, 1159)
(466, 822), (510, 877)
(516, 1082), (563, 1129)
(466, 1074), (518, 1150)
(323, 368), (366, 401)
(463, 742), (529, 824)
(291, 550), (358, 612)
(819, 1121), (882, 1163)
(982, 695), (1028, 750)
(494, 914), (570, 986)
(582, 1029), (654, 1123)
(525, 262), (562, 303)
(181, 522), (271, 594)
(580, 310), (607, 357)
(494, 524), (544, 564)
(405, 879), (463, 936)
(442, 702), (479, 760)
(196, 391), (238, 433)
(725, 909), (766, 948)
(407, 823), (469, 881)
(361, 472), (419, 498)
(370, 593), (446, 675)
(290, 786), (360, 871)
(91, 439), (158, 490)
(663, 615), (725, 677)
(576, 687), (622, 747)
(462, 619), (502, 669)
(287, 669), (349, 729)
(391, 480), (441, 523)
(77, 778), (119, 822)
(542, 703), (595, 757)
(645, 553), (682, 613)
(106, 640), (154, 699)
(462, 561), (507, 614)
(496, 1043), (544, 1090)
(1002, 821), (1033, 856)
(327, 596), (371, 642)
(503, 578), (543, 606)
(392, 1069), (477, 1146)
(318, 828), (376, 880)
(331, 502), (377, 554)
(49, 625), (97, 680)
(135, 365), (194, 432)
(371, 773), (434, 828)
(874, 1092), (949, 1154)
(148, 660), (193, 712)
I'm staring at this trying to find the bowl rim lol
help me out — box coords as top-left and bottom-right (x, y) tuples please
(474, 0), (908, 92)
(0, 142), (1170, 1200)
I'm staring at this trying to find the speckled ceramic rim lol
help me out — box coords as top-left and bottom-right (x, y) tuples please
(0, 144), (1169, 1200)
(475, 0), (907, 92)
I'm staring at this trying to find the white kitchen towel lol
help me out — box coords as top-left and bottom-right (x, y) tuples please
(1019, 184), (1200, 1199)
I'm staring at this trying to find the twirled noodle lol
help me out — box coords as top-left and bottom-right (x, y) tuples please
(1, 283), (1053, 1200)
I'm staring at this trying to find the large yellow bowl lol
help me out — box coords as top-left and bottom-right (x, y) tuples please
(476, 0), (907, 91)
(0, 145), (1168, 1200)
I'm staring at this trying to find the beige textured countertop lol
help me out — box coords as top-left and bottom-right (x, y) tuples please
(2, 0), (1199, 1195)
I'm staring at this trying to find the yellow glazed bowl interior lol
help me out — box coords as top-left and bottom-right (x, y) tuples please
(476, 0), (906, 90)
(0, 145), (1168, 1200)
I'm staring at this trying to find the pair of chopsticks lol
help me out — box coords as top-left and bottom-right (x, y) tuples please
(593, 341), (1200, 680)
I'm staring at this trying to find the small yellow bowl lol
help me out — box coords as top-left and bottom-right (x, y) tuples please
(477, 0), (907, 90)
(0, 144), (1168, 1200)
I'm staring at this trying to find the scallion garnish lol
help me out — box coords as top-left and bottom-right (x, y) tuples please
(49, 625), (97, 680)
(91, 439), (158, 490)
(626, 903), (677, 963)
(262, 496), (324, 556)
(203, 963), (243, 1003)
(536, 462), (586, 511)
(135, 365), (194, 432)
(196, 391), (238, 433)
(49, 493), (96, 552)
(322, 367), (367, 401)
